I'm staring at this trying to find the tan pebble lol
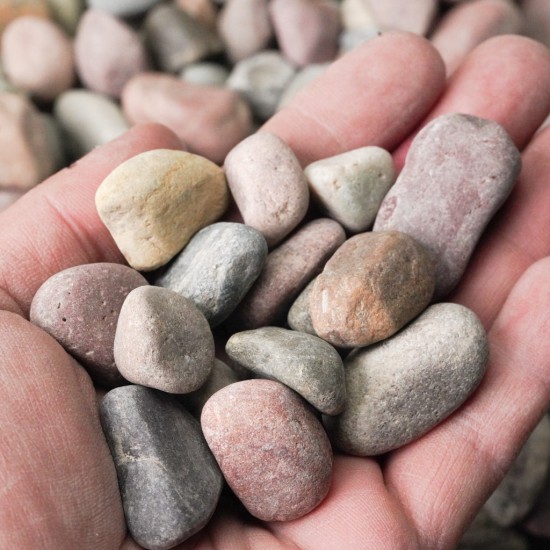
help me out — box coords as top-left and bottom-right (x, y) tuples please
(1, 16), (74, 101)
(95, 149), (229, 271)
(0, 0), (49, 33)
(175, 0), (218, 28)
(122, 72), (253, 164)
(310, 231), (436, 348)
(223, 132), (309, 247)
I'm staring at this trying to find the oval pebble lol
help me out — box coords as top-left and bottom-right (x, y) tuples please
(224, 132), (309, 247)
(0, 0), (49, 33)
(101, 385), (223, 549)
(310, 230), (435, 348)
(226, 327), (345, 415)
(374, 113), (521, 299)
(95, 148), (229, 271)
(324, 303), (489, 456)
(305, 146), (396, 233)
(180, 62), (229, 87)
(29, 263), (148, 387)
(175, 0), (218, 29)
(155, 222), (268, 327)
(87, 0), (163, 18)
(201, 379), (333, 521)
(114, 286), (214, 394)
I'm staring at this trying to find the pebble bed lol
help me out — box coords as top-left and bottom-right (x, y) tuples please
(1, 1), (549, 549)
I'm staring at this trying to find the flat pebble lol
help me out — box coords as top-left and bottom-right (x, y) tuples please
(305, 146), (396, 233)
(96, 149), (228, 271)
(374, 113), (521, 299)
(74, 9), (150, 97)
(201, 379), (333, 521)
(30, 263), (148, 387)
(226, 327), (345, 415)
(310, 231), (435, 348)
(324, 303), (489, 456)
(122, 72), (253, 164)
(270, 0), (341, 67)
(226, 50), (296, 121)
(233, 218), (345, 328)
(218, 0), (273, 63)
(223, 132), (309, 246)
(101, 385), (223, 549)
(54, 89), (130, 158)
(1, 16), (74, 102)
(144, 3), (223, 73)
(287, 277), (317, 335)
(114, 286), (214, 393)
(155, 222), (267, 327)
(180, 62), (229, 87)
(87, 0), (162, 18)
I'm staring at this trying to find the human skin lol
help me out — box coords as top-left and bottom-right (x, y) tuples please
(0, 31), (550, 549)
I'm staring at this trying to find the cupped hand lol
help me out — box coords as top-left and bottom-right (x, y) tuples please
(1, 32), (549, 550)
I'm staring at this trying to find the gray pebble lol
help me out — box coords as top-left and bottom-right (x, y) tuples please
(180, 62), (229, 87)
(155, 222), (268, 327)
(324, 303), (489, 455)
(226, 326), (346, 415)
(100, 385), (223, 550)
(87, 0), (163, 18)
(287, 277), (317, 335)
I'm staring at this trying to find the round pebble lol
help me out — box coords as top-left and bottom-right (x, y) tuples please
(86, 0), (163, 18)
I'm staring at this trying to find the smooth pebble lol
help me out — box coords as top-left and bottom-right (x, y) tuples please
(175, 0), (218, 29)
(180, 62), (229, 87)
(86, 0), (162, 18)
(277, 63), (328, 110)
(0, 0), (49, 33)
(287, 277), (317, 335)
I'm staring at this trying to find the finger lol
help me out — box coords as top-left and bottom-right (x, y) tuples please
(384, 257), (550, 549)
(0, 123), (182, 316)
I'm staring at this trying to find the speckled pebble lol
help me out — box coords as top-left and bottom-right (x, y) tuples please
(95, 149), (229, 271)
(114, 286), (215, 394)
(374, 113), (521, 299)
(224, 132), (309, 247)
(310, 231), (435, 348)
(324, 303), (489, 456)
(29, 263), (148, 387)
(100, 385), (223, 549)
(155, 222), (267, 327)
(201, 379), (333, 521)
(226, 327), (345, 415)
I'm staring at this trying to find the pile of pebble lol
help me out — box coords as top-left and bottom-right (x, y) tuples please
(0, 0), (549, 549)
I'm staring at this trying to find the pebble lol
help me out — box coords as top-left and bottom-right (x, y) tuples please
(339, 25), (380, 54)
(155, 222), (268, 327)
(305, 146), (396, 233)
(218, 0), (273, 63)
(180, 62), (229, 87)
(484, 414), (550, 527)
(310, 231), (435, 348)
(226, 327), (345, 415)
(277, 63), (328, 110)
(121, 72), (253, 164)
(0, 92), (60, 190)
(47, 0), (84, 35)
(0, 16), (75, 102)
(100, 385), (223, 549)
(74, 9), (150, 98)
(524, 0), (550, 48)
(54, 89), (130, 159)
(324, 303), (489, 456)
(232, 218), (345, 329)
(175, 0), (218, 29)
(144, 3), (223, 73)
(86, 0), (162, 18)
(0, 189), (22, 211)
(270, 0), (341, 67)
(29, 263), (148, 387)
(223, 132), (309, 247)
(340, 0), (377, 31)
(95, 149), (229, 271)
(201, 379), (333, 521)
(114, 286), (215, 394)
(226, 50), (296, 121)
(287, 277), (317, 335)
(0, 0), (49, 33)
(374, 113), (521, 300)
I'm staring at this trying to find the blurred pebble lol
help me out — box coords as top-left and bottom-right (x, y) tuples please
(223, 132), (308, 246)
(0, 0), (49, 33)
(201, 379), (333, 521)
(122, 72), (253, 163)
(287, 277), (317, 335)
(95, 149), (229, 271)
(86, 0), (162, 18)
(115, 286), (215, 393)
(180, 62), (229, 86)
(226, 326), (346, 415)
(101, 385), (223, 549)
(175, 0), (218, 29)
(339, 25), (380, 54)
(0, 189), (23, 212)
(156, 222), (268, 327)
(523, 0), (550, 47)
(1, 16), (74, 102)
(74, 9), (150, 97)
(374, 113), (521, 300)
(362, 0), (438, 35)
(218, 0), (273, 63)
(226, 50), (295, 121)
(270, 0), (341, 67)
(324, 303), (489, 455)
(54, 89), (130, 158)
(30, 263), (148, 387)
(277, 63), (328, 110)
(305, 145), (396, 233)
(340, 0), (377, 30)
(46, 0), (84, 34)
